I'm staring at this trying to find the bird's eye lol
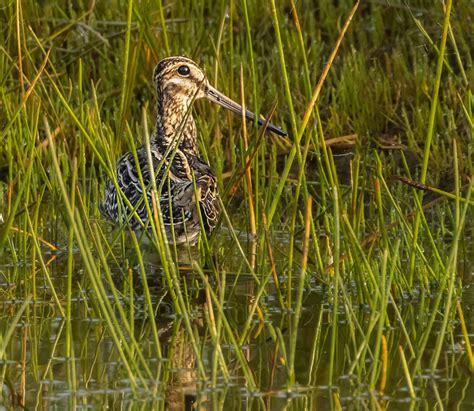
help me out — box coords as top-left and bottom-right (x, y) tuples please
(177, 65), (190, 76)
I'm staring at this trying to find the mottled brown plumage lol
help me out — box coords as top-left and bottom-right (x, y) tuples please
(102, 56), (286, 244)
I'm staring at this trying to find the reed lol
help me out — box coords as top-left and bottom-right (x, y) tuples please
(0, 0), (472, 409)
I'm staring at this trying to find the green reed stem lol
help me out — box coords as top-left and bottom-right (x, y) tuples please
(328, 186), (340, 385)
(409, 0), (453, 284)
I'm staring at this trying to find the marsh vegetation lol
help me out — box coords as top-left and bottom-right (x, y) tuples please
(0, 0), (473, 409)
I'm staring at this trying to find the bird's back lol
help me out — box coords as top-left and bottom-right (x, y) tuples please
(101, 144), (218, 244)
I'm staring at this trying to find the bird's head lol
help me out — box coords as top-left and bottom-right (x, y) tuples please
(153, 56), (208, 102)
(153, 56), (287, 136)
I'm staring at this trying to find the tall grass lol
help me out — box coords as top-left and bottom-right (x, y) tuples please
(0, 0), (473, 409)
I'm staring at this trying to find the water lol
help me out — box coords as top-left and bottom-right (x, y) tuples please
(0, 210), (473, 409)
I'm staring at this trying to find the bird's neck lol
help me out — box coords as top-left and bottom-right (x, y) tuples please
(152, 92), (198, 157)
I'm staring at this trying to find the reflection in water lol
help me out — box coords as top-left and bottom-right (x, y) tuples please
(165, 328), (200, 410)
(127, 259), (206, 410)
(0, 230), (472, 409)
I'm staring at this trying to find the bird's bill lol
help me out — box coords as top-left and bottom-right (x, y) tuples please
(205, 85), (287, 136)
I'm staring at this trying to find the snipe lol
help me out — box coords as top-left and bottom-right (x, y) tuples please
(102, 56), (286, 244)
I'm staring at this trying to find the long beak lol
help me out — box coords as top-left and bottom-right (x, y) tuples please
(206, 85), (287, 136)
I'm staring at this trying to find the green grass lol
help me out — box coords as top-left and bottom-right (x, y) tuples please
(1, 0), (473, 409)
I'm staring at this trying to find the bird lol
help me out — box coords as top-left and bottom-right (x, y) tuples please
(101, 56), (286, 245)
